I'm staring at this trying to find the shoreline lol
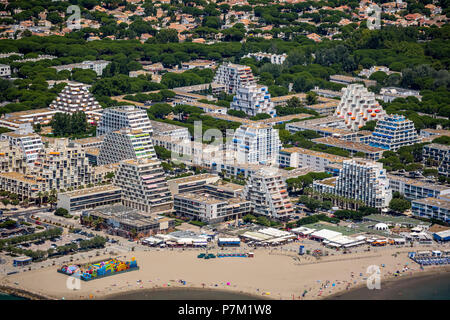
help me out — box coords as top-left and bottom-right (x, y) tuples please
(326, 265), (450, 300)
(0, 285), (55, 300)
(100, 286), (272, 300)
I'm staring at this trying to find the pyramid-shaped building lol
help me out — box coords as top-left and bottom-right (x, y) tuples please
(49, 82), (101, 114)
(335, 84), (386, 131)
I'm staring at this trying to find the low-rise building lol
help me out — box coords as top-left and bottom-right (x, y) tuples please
(51, 60), (110, 76)
(329, 75), (377, 87)
(412, 197), (449, 223)
(167, 174), (220, 195)
(387, 174), (450, 200)
(243, 52), (287, 65)
(83, 205), (175, 238)
(57, 185), (122, 213)
(278, 147), (350, 171)
(174, 192), (251, 223)
(312, 137), (385, 160)
(377, 87), (422, 103)
(0, 64), (11, 77)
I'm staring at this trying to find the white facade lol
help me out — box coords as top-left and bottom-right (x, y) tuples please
(113, 158), (173, 215)
(244, 52), (287, 65)
(49, 82), (101, 113)
(212, 63), (256, 94)
(230, 85), (276, 117)
(369, 114), (419, 151)
(96, 105), (153, 136)
(278, 147), (349, 171)
(1, 125), (43, 165)
(52, 60), (109, 76)
(244, 167), (294, 220)
(0, 64), (11, 77)
(335, 84), (386, 131)
(333, 159), (392, 208)
(98, 128), (156, 165)
(229, 123), (281, 165)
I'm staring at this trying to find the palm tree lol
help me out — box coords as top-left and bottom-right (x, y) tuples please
(37, 191), (43, 206)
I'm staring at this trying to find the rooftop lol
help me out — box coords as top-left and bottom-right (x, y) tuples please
(413, 197), (450, 210)
(89, 205), (168, 228)
(168, 173), (219, 185)
(387, 173), (450, 191)
(312, 137), (385, 153)
(281, 147), (350, 162)
(149, 120), (188, 133)
(59, 184), (121, 197)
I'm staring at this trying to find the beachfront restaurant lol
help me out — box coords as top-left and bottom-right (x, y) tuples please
(323, 235), (366, 248)
(240, 227), (296, 245)
(141, 236), (164, 246)
(309, 229), (342, 242)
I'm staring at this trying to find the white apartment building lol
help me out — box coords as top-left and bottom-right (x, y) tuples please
(96, 105), (153, 136)
(174, 192), (251, 223)
(51, 60), (110, 76)
(229, 123), (281, 165)
(49, 82), (101, 114)
(314, 159), (392, 208)
(151, 135), (222, 166)
(244, 52), (287, 65)
(244, 167), (294, 220)
(0, 125), (44, 165)
(387, 174), (450, 201)
(230, 85), (276, 117)
(212, 63), (256, 94)
(0, 64), (11, 77)
(369, 114), (420, 151)
(377, 87), (422, 103)
(98, 128), (156, 165)
(412, 197), (449, 224)
(113, 158), (173, 215)
(278, 147), (350, 171)
(335, 84), (386, 131)
(423, 143), (450, 177)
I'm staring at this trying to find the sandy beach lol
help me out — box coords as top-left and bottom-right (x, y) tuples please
(1, 244), (449, 300)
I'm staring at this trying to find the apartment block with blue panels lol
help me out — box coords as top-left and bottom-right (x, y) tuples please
(412, 197), (450, 223)
(369, 114), (419, 151)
